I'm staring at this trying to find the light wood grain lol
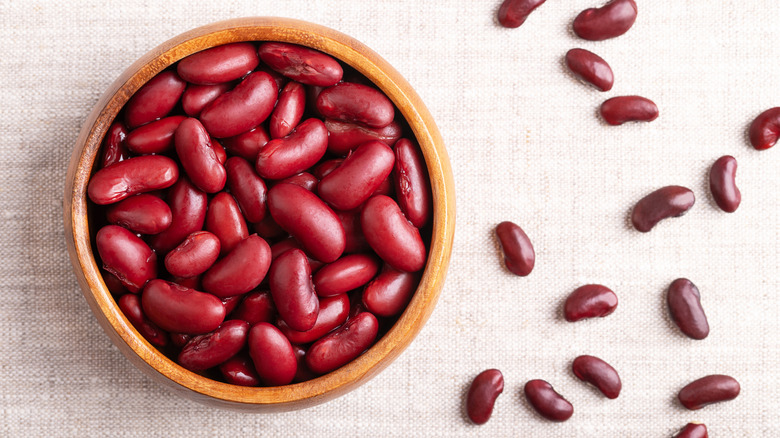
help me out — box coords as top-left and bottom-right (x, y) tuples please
(64, 17), (455, 411)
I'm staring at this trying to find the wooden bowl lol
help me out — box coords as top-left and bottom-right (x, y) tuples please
(63, 17), (455, 411)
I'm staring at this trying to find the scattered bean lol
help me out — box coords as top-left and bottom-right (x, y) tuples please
(600, 95), (658, 125)
(564, 284), (618, 322)
(674, 423), (708, 438)
(524, 379), (573, 422)
(565, 48), (614, 92)
(572, 355), (621, 399)
(573, 0), (638, 41)
(748, 107), (780, 150)
(631, 185), (695, 232)
(466, 369), (504, 425)
(709, 155), (741, 213)
(667, 278), (709, 340)
(495, 221), (535, 276)
(497, 0), (546, 28)
(678, 375), (740, 410)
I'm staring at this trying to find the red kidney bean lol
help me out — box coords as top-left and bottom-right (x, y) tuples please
(170, 332), (192, 349)
(631, 185), (695, 232)
(230, 290), (276, 325)
(248, 322), (297, 386)
(312, 158), (343, 180)
(117, 293), (168, 348)
(257, 64), (288, 90)
(221, 295), (242, 315)
(96, 225), (157, 293)
(319, 141), (395, 210)
(571, 355), (621, 399)
(601, 95), (658, 125)
(177, 320), (249, 371)
(573, 0), (637, 41)
(164, 231), (221, 278)
(202, 234), (272, 298)
(210, 138), (227, 164)
(106, 194), (172, 235)
(306, 311), (378, 375)
(252, 213), (287, 240)
(278, 172), (318, 192)
(674, 423), (708, 438)
(269, 249), (320, 332)
(270, 237), (325, 273)
(278, 293), (350, 345)
(306, 84), (325, 116)
(317, 82), (395, 128)
(174, 118), (226, 193)
(219, 352), (261, 387)
(225, 156), (268, 223)
(393, 138), (432, 228)
(374, 175), (395, 197)
(495, 221), (535, 276)
(362, 195), (426, 272)
(292, 344), (316, 383)
(270, 81), (306, 139)
(102, 270), (128, 295)
(313, 254), (381, 297)
(255, 118), (329, 180)
(205, 192), (249, 256)
(87, 155), (179, 205)
(524, 380), (573, 422)
(497, 0), (546, 28)
(177, 42), (259, 85)
(258, 42), (343, 87)
(362, 266), (419, 317)
(565, 49), (614, 92)
(336, 209), (370, 254)
(148, 176), (208, 253)
(466, 369), (504, 425)
(99, 121), (129, 168)
(748, 107), (780, 150)
(141, 279), (225, 334)
(267, 183), (345, 263)
(678, 375), (740, 410)
(125, 115), (186, 154)
(182, 82), (233, 116)
(564, 284), (618, 322)
(709, 155), (741, 213)
(324, 119), (403, 156)
(199, 71), (278, 138)
(170, 275), (201, 291)
(124, 70), (186, 128)
(667, 278), (709, 340)
(221, 125), (269, 161)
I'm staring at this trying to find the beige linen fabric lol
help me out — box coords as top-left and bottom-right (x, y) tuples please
(1, 1), (778, 436)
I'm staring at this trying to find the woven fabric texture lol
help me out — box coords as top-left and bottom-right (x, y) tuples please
(1, 1), (778, 436)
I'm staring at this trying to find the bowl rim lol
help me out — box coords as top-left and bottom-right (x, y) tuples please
(64, 16), (455, 411)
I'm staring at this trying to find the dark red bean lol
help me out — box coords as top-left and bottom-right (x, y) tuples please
(219, 352), (261, 387)
(270, 81), (306, 139)
(148, 176), (208, 254)
(601, 95), (658, 125)
(292, 345), (316, 383)
(709, 155), (741, 213)
(87, 155), (179, 205)
(324, 119), (403, 156)
(230, 290), (276, 325)
(278, 293), (350, 345)
(667, 278), (709, 340)
(306, 311), (378, 375)
(248, 322), (297, 386)
(200, 71), (278, 138)
(210, 138), (227, 164)
(257, 64), (288, 90)
(267, 183), (346, 263)
(164, 231), (221, 278)
(124, 70), (186, 128)
(102, 270), (128, 295)
(749, 107), (780, 150)
(221, 295), (242, 315)
(225, 156), (268, 223)
(674, 423), (708, 438)
(125, 115), (186, 154)
(524, 379), (573, 422)
(393, 138), (432, 228)
(571, 355), (621, 399)
(177, 42), (259, 85)
(565, 49), (614, 92)
(495, 221), (535, 276)
(313, 254), (380, 297)
(177, 320), (249, 371)
(252, 213), (287, 240)
(306, 85), (325, 116)
(678, 375), (740, 410)
(573, 0), (638, 41)
(258, 42), (343, 87)
(497, 0), (546, 28)
(312, 158), (343, 180)
(631, 186), (695, 232)
(96, 225), (157, 293)
(317, 82), (395, 128)
(362, 266), (419, 317)
(319, 141), (395, 211)
(564, 284), (618, 322)
(269, 249), (320, 332)
(141, 279), (225, 334)
(270, 237), (324, 273)
(117, 293), (168, 348)
(221, 125), (270, 161)
(202, 234), (272, 298)
(170, 333), (191, 349)
(337, 208), (370, 254)
(99, 121), (129, 168)
(466, 369), (504, 425)
(255, 118), (329, 180)
(106, 194), (172, 235)
(361, 195), (426, 272)
(278, 172), (318, 192)
(205, 192), (249, 256)
(182, 82), (233, 117)
(174, 118), (226, 193)
(171, 275), (201, 291)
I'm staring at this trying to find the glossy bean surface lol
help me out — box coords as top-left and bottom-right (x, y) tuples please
(202, 234), (272, 298)
(255, 118), (329, 180)
(748, 107), (780, 150)
(337, 209), (370, 253)
(305, 311), (378, 375)
(164, 231), (221, 278)
(709, 155), (741, 213)
(125, 115), (186, 154)
(205, 192), (248, 256)
(117, 293), (168, 348)
(175, 117), (227, 193)
(631, 185), (695, 232)
(105, 194), (172, 235)
(495, 221), (535, 276)
(362, 266), (418, 317)
(258, 42), (343, 87)
(219, 352), (261, 387)
(393, 138), (432, 228)
(466, 369), (504, 425)
(278, 293), (349, 345)
(667, 278), (709, 340)
(573, 0), (638, 41)
(230, 290), (276, 325)
(248, 322), (297, 386)
(141, 279), (225, 334)
(678, 375), (740, 410)
(572, 355), (621, 399)
(565, 48), (614, 92)
(313, 254), (380, 297)
(325, 119), (402, 156)
(99, 121), (129, 168)
(96, 225), (157, 293)
(564, 284), (618, 322)
(319, 141), (395, 211)
(674, 423), (708, 438)
(148, 176), (208, 254)
(269, 249), (320, 332)
(124, 70), (186, 128)
(497, 0), (546, 28)
(361, 195), (426, 272)
(224, 156), (267, 223)
(292, 345), (316, 383)
(278, 172), (318, 192)
(177, 42), (259, 85)
(88, 155), (179, 205)
(178, 320), (249, 371)
(199, 71), (278, 138)
(182, 82), (233, 117)
(221, 125), (269, 161)
(601, 95), (658, 125)
(524, 379), (574, 422)
(316, 82), (395, 128)
(270, 81), (306, 139)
